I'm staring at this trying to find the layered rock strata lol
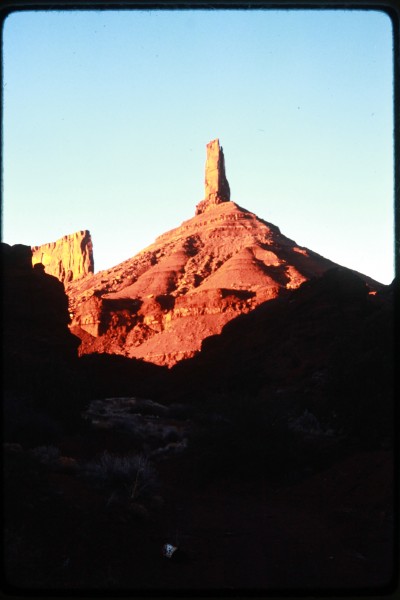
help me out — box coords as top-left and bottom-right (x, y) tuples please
(65, 140), (382, 367)
(32, 230), (94, 284)
(66, 201), (380, 367)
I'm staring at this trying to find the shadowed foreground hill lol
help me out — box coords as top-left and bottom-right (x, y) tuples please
(168, 267), (394, 448)
(3, 247), (395, 593)
(2, 242), (87, 446)
(1, 242), (168, 441)
(2, 243), (80, 405)
(76, 266), (394, 453)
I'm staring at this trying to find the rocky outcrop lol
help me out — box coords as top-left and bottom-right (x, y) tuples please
(195, 139), (230, 215)
(66, 206), (381, 367)
(32, 230), (94, 284)
(65, 140), (382, 367)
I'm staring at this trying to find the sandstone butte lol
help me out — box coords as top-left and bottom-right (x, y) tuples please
(61, 138), (381, 367)
(32, 230), (94, 284)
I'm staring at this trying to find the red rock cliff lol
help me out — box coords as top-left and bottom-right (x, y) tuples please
(32, 230), (94, 284)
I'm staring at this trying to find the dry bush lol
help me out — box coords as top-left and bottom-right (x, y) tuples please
(81, 451), (158, 501)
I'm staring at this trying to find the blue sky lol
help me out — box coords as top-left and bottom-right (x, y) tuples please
(2, 9), (394, 283)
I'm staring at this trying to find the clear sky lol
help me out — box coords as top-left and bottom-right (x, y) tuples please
(2, 9), (395, 284)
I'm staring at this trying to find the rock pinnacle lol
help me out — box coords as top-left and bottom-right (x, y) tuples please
(195, 138), (231, 215)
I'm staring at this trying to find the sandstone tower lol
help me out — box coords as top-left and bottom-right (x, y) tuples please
(195, 139), (231, 215)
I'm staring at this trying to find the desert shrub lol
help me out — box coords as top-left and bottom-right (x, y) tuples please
(151, 438), (188, 460)
(30, 445), (60, 466)
(161, 426), (181, 444)
(288, 409), (335, 436)
(81, 451), (158, 500)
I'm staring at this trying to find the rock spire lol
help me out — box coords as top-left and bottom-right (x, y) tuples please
(195, 138), (231, 215)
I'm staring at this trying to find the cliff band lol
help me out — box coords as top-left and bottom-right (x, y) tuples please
(32, 230), (94, 284)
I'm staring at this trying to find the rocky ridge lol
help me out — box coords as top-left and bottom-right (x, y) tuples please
(66, 139), (382, 366)
(32, 230), (94, 284)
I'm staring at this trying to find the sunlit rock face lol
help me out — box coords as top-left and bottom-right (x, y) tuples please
(65, 140), (382, 367)
(32, 230), (94, 284)
(195, 138), (231, 215)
